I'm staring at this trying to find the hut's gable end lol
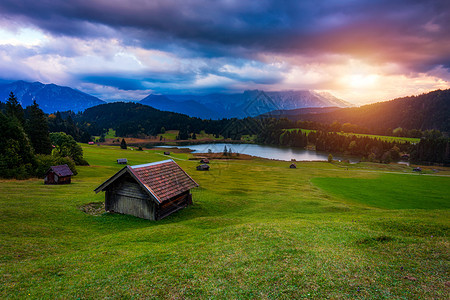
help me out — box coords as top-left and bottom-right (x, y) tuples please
(94, 167), (157, 201)
(104, 174), (156, 220)
(107, 175), (149, 198)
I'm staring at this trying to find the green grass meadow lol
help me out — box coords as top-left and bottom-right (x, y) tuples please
(284, 128), (420, 144)
(341, 133), (420, 144)
(0, 144), (449, 298)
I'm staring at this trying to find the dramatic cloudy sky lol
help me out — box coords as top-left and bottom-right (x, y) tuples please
(0, 0), (449, 104)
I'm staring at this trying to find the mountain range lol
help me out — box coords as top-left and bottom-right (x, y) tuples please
(0, 81), (105, 113)
(0, 80), (351, 118)
(140, 90), (351, 119)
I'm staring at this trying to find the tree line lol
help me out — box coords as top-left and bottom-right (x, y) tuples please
(0, 93), (88, 179)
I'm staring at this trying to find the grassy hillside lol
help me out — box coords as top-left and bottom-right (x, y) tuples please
(290, 89), (450, 132)
(341, 133), (420, 144)
(0, 145), (449, 298)
(285, 128), (420, 144)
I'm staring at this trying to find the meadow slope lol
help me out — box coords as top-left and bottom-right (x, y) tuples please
(0, 145), (449, 299)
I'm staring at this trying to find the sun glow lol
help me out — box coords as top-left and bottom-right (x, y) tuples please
(346, 73), (379, 88)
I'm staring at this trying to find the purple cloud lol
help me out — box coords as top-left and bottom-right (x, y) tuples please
(0, 0), (449, 102)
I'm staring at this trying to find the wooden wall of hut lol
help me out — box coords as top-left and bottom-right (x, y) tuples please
(44, 172), (71, 184)
(105, 176), (155, 220)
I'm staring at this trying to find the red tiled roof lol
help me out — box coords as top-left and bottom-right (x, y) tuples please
(129, 160), (198, 203)
(49, 164), (73, 177)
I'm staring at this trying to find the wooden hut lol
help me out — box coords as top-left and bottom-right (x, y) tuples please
(117, 158), (128, 164)
(94, 159), (198, 220)
(197, 164), (210, 171)
(200, 158), (210, 164)
(44, 164), (73, 184)
(290, 163), (297, 168)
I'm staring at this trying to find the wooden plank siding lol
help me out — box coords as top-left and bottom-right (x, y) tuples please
(110, 194), (154, 220)
(105, 178), (156, 220)
(44, 172), (71, 184)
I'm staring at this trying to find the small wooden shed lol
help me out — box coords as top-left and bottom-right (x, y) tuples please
(117, 158), (128, 164)
(197, 164), (210, 171)
(44, 164), (73, 184)
(94, 159), (198, 220)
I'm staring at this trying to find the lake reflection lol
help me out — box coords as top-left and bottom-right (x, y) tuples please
(163, 143), (359, 162)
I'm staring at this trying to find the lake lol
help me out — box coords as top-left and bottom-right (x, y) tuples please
(160, 143), (359, 162)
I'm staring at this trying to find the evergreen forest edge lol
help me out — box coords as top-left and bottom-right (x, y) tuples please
(1, 89), (449, 179)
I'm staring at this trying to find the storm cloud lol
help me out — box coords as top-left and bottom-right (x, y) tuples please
(0, 0), (449, 103)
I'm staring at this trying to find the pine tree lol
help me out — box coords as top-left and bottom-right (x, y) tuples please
(25, 101), (52, 155)
(0, 111), (35, 178)
(6, 92), (24, 125)
(120, 138), (127, 149)
(176, 128), (189, 140)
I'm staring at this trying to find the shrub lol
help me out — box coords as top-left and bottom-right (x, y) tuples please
(50, 132), (87, 165)
(381, 151), (392, 164)
(0, 164), (33, 180)
(120, 138), (127, 149)
(35, 155), (78, 177)
(328, 154), (333, 163)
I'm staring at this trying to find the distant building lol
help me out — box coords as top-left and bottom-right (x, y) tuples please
(200, 158), (210, 164)
(117, 158), (128, 164)
(164, 151), (170, 155)
(197, 164), (210, 171)
(94, 159), (198, 220)
(44, 164), (73, 184)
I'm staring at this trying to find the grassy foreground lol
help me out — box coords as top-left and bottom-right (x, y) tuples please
(0, 145), (449, 298)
